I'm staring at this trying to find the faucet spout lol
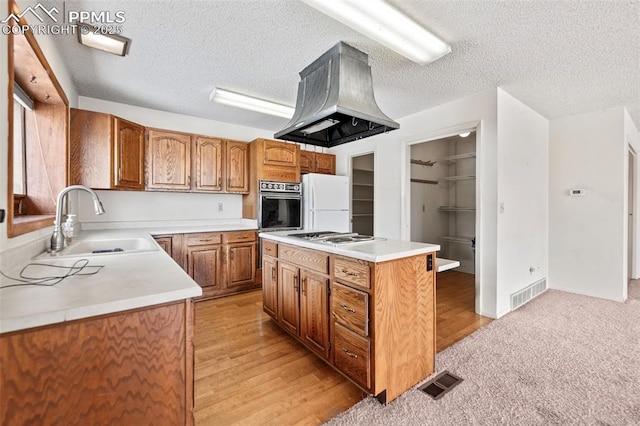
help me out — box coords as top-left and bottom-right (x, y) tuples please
(50, 185), (105, 252)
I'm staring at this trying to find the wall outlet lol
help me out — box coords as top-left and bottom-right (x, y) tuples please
(218, 203), (223, 212)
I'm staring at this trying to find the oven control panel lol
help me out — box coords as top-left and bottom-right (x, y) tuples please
(259, 180), (301, 193)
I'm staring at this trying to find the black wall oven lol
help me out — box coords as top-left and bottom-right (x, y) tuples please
(258, 180), (302, 231)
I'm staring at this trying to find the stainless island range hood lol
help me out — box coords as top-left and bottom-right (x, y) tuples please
(274, 42), (399, 148)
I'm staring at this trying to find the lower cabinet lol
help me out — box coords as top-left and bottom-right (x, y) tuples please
(261, 240), (436, 404)
(1, 300), (195, 425)
(154, 230), (259, 300)
(300, 270), (330, 359)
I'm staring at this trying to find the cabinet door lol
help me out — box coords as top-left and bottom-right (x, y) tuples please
(262, 256), (278, 320)
(113, 117), (145, 190)
(299, 151), (316, 173)
(154, 236), (173, 257)
(262, 140), (299, 167)
(278, 262), (300, 335)
(194, 136), (223, 192)
(147, 129), (191, 191)
(300, 271), (330, 359)
(187, 245), (222, 297)
(69, 109), (112, 189)
(226, 141), (249, 193)
(315, 153), (336, 175)
(227, 242), (256, 287)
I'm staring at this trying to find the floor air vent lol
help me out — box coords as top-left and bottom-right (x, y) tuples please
(511, 279), (547, 310)
(418, 371), (463, 400)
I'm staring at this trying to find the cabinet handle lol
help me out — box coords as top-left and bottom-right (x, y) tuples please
(118, 168), (122, 182)
(236, 235), (248, 239)
(341, 268), (359, 277)
(199, 239), (211, 243)
(339, 303), (356, 313)
(302, 277), (307, 295)
(188, 176), (191, 187)
(271, 267), (276, 281)
(294, 275), (299, 291)
(218, 177), (221, 187)
(230, 249), (234, 260)
(342, 348), (358, 358)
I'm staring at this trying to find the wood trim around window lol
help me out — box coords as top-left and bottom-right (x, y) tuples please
(6, 0), (69, 238)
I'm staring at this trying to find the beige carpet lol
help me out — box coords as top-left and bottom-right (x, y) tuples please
(326, 289), (640, 425)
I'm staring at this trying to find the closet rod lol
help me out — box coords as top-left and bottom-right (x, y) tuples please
(411, 159), (437, 167)
(410, 178), (438, 185)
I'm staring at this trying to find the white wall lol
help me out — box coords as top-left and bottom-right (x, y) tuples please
(495, 90), (549, 316)
(0, 0), (80, 251)
(549, 107), (627, 301)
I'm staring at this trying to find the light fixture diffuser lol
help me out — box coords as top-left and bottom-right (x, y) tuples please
(77, 25), (130, 56)
(459, 132), (471, 138)
(300, 0), (451, 65)
(209, 88), (294, 119)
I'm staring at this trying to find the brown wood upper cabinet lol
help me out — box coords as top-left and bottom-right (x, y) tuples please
(300, 150), (336, 175)
(147, 129), (192, 191)
(70, 109), (145, 190)
(250, 138), (301, 183)
(148, 130), (249, 193)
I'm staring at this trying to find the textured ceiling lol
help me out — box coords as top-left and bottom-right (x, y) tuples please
(38, 0), (640, 131)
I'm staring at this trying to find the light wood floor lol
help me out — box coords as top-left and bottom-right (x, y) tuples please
(193, 270), (491, 425)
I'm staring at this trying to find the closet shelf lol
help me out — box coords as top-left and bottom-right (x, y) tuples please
(440, 174), (476, 182)
(353, 182), (374, 187)
(353, 198), (374, 201)
(439, 236), (474, 244)
(439, 152), (476, 165)
(438, 206), (476, 212)
(353, 213), (374, 217)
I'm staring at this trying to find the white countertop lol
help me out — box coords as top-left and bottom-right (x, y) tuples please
(1, 225), (268, 334)
(260, 230), (440, 263)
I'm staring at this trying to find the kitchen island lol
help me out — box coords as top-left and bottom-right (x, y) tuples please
(0, 230), (202, 425)
(259, 230), (440, 403)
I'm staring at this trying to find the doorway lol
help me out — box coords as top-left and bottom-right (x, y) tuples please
(409, 131), (489, 350)
(351, 153), (374, 235)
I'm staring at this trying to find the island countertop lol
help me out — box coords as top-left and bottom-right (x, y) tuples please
(259, 230), (440, 263)
(0, 230), (202, 334)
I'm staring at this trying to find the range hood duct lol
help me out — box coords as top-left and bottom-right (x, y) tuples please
(275, 42), (399, 147)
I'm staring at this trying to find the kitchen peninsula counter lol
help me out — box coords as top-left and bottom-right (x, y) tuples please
(259, 230), (439, 403)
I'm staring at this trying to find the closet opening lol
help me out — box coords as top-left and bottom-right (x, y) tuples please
(409, 131), (490, 351)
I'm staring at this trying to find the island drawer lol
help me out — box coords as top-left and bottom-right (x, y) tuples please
(334, 257), (370, 289)
(279, 244), (329, 274)
(186, 232), (222, 246)
(334, 323), (371, 390)
(223, 230), (256, 244)
(332, 283), (369, 336)
(262, 240), (278, 257)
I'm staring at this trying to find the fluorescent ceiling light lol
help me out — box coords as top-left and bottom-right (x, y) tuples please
(209, 88), (294, 119)
(459, 132), (471, 137)
(301, 0), (451, 65)
(77, 25), (130, 56)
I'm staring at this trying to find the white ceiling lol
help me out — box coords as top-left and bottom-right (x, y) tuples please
(41, 0), (640, 133)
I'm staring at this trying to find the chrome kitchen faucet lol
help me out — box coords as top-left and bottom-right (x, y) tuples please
(50, 185), (105, 252)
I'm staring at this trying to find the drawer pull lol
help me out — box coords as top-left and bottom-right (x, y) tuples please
(265, 247), (272, 252)
(341, 268), (359, 277)
(236, 235), (249, 239)
(339, 303), (356, 313)
(342, 348), (358, 358)
(271, 268), (276, 281)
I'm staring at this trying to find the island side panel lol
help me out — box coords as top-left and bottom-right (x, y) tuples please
(0, 301), (192, 425)
(373, 252), (436, 402)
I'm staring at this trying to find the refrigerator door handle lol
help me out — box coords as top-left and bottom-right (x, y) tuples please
(311, 186), (315, 211)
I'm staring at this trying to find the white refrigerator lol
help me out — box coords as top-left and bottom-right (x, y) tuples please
(302, 173), (350, 232)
